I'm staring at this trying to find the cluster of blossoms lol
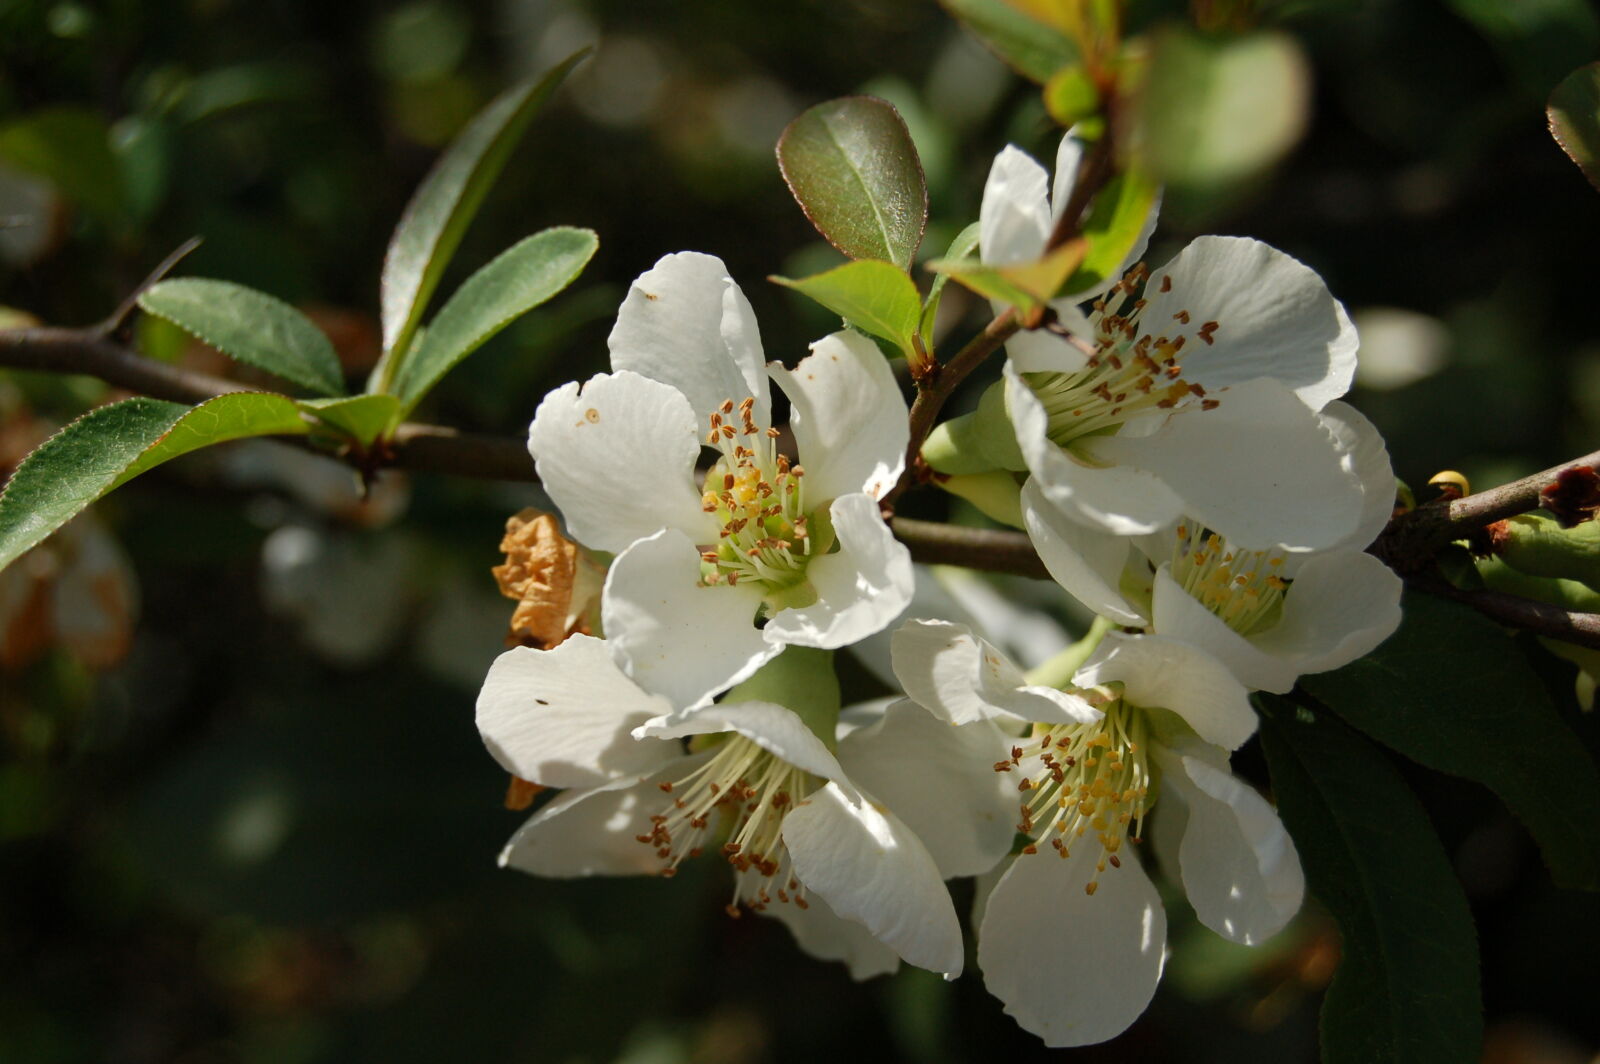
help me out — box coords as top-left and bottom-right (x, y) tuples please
(474, 134), (1403, 1046)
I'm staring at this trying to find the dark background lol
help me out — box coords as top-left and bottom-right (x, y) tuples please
(2, 0), (1598, 1060)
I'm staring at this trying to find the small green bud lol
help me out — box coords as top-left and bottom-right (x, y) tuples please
(1493, 513), (1600, 592)
(938, 471), (1026, 529)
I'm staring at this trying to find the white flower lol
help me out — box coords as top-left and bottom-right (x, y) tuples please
(528, 252), (914, 707)
(980, 139), (1366, 550)
(979, 132), (1158, 361)
(1023, 402), (1404, 692)
(891, 619), (1305, 1047)
(979, 133), (1157, 364)
(476, 635), (1007, 980)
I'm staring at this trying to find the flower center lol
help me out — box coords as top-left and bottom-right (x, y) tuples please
(996, 695), (1153, 895)
(1167, 522), (1290, 637)
(636, 733), (820, 916)
(1026, 264), (1221, 452)
(698, 397), (814, 592)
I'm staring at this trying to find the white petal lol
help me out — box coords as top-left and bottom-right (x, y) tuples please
(978, 849), (1167, 1047)
(499, 766), (692, 878)
(761, 882), (901, 980)
(603, 529), (777, 707)
(761, 493), (914, 650)
(634, 699), (845, 783)
(892, 619), (1100, 727)
(980, 145), (1051, 266)
(784, 780), (965, 977)
(837, 699), (1017, 877)
(1253, 551), (1403, 678)
(1006, 361), (1184, 536)
(1163, 752), (1304, 945)
(1049, 133), (1083, 223)
(1143, 236), (1357, 410)
(1090, 376), (1363, 550)
(1076, 632), (1258, 751)
(607, 250), (770, 424)
(1001, 315), (1091, 374)
(1022, 479), (1147, 625)
(528, 372), (714, 552)
(1150, 567), (1299, 693)
(1319, 400), (1396, 553)
(849, 564), (983, 688)
(476, 635), (681, 788)
(770, 330), (908, 503)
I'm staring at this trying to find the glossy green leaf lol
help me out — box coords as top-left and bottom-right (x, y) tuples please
(1063, 168), (1158, 292)
(771, 260), (922, 359)
(393, 226), (598, 414)
(920, 221), (980, 347)
(1299, 592), (1600, 890)
(777, 96), (928, 270)
(1138, 27), (1310, 194)
(927, 238), (1087, 316)
(0, 394), (307, 572)
(1549, 61), (1600, 190)
(376, 51), (587, 387)
(0, 107), (125, 220)
(938, 0), (1079, 83)
(299, 395), (402, 447)
(139, 278), (345, 397)
(1258, 695), (1483, 1064)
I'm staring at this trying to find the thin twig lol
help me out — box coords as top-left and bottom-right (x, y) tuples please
(0, 326), (247, 403)
(1376, 447), (1600, 572)
(882, 310), (1018, 509)
(101, 236), (204, 336)
(889, 518), (1046, 579)
(1407, 573), (1600, 651)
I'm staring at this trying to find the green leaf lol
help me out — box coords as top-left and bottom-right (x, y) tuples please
(1138, 27), (1310, 194)
(299, 395), (401, 447)
(376, 51), (587, 388)
(777, 96), (928, 270)
(0, 107), (125, 221)
(1064, 168), (1158, 292)
(1549, 61), (1600, 190)
(393, 226), (598, 415)
(920, 221), (980, 347)
(937, 0), (1079, 83)
(139, 278), (345, 397)
(1299, 592), (1600, 891)
(0, 394), (307, 572)
(771, 260), (922, 359)
(1258, 695), (1483, 1064)
(928, 238), (1087, 316)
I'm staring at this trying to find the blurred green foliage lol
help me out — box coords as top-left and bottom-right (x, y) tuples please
(3, 0), (1600, 1061)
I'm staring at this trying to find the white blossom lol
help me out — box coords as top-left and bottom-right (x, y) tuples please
(981, 138), (1366, 550)
(528, 252), (914, 706)
(892, 619), (1304, 1046)
(1023, 402), (1403, 692)
(476, 635), (1007, 979)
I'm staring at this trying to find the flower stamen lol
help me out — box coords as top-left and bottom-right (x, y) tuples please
(636, 734), (818, 913)
(698, 398), (812, 592)
(1026, 265), (1224, 450)
(996, 696), (1153, 895)
(1167, 522), (1291, 637)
